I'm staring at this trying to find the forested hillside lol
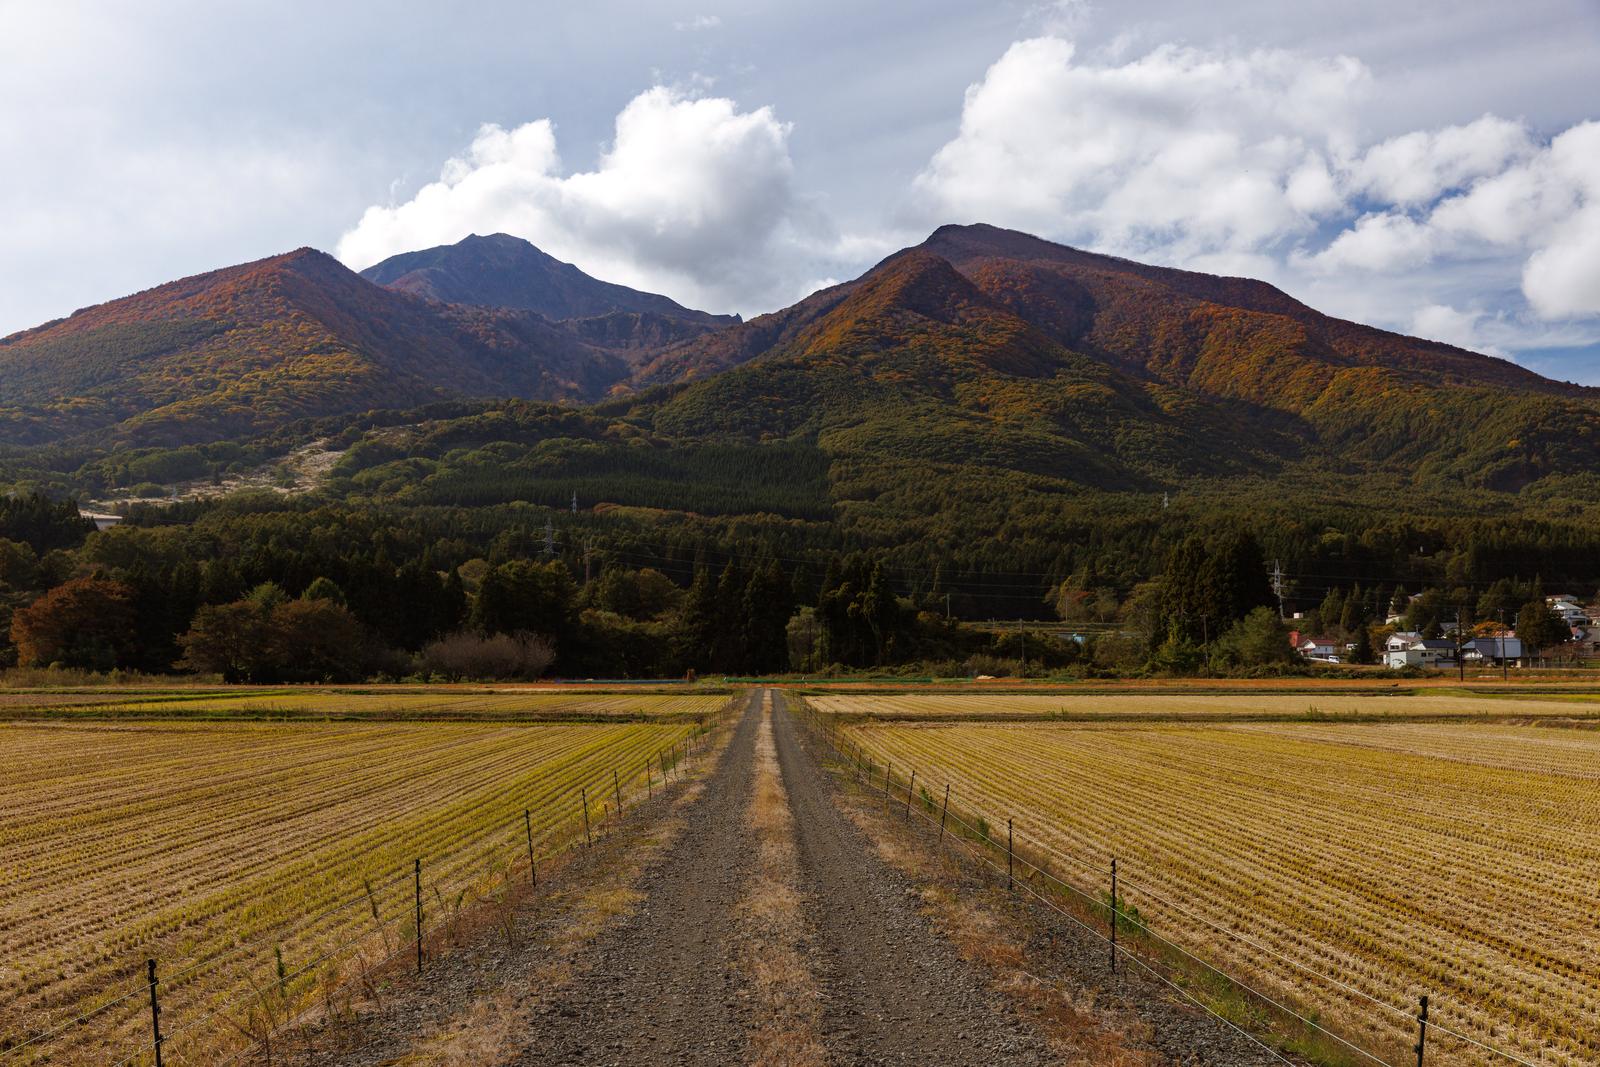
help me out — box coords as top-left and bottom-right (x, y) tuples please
(3, 225), (1598, 680)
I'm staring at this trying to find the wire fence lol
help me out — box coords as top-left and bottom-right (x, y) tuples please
(1, 700), (736, 1067)
(792, 695), (1553, 1067)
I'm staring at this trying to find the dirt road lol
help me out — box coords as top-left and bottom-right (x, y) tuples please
(470, 688), (1296, 1065)
(516, 689), (1049, 1065)
(512, 691), (763, 1065)
(768, 691), (1053, 1065)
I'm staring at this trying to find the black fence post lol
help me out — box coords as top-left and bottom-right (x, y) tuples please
(938, 784), (950, 848)
(146, 958), (164, 1067)
(613, 769), (623, 819)
(905, 769), (916, 821)
(414, 858), (424, 974)
(525, 809), (536, 887)
(1415, 995), (1429, 1066)
(1006, 818), (1014, 890)
(883, 760), (892, 807)
(582, 786), (592, 847)
(1109, 857), (1118, 974)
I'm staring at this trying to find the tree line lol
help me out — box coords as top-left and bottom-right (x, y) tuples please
(1, 490), (1594, 681)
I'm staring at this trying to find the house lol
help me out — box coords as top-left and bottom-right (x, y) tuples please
(1296, 636), (1342, 663)
(1385, 635), (1458, 670)
(1463, 637), (1524, 666)
(1386, 631), (1422, 653)
(1547, 596), (1590, 626)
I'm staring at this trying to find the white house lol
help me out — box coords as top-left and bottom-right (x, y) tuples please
(1547, 596), (1589, 626)
(1297, 636), (1342, 663)
(1385, 635), (1458, 670)
(1386, 631), (1422, 653)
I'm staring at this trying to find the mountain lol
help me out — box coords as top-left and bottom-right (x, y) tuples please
(4, 224), (1597, 512)
(0, 248), (651, 446)
(319, 226), (1600, 553)
(632, 224), (1600, 492)
(360, 233), (738, 330)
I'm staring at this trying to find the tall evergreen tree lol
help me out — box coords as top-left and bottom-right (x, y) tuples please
(676, 565), (720, 673)
(742, 557), (793, 674)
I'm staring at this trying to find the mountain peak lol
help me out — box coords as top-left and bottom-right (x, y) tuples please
(359, 234), (735, 327)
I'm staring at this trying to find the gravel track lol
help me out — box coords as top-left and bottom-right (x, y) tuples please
(769, 690), (1056, 1065)
(513, 690), (764, 1065)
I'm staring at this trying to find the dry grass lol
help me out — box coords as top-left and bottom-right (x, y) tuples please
(310, 719), (735, 1067)
(1, 719), (698, 1065)
(739, 694), (828, 1067)
(0, 687), (730, 722)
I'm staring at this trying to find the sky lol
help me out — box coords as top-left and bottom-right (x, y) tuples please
(2, 0), (1598, 383)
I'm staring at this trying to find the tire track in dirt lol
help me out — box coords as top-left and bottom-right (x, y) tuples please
(511, 690), (763, 1065)
(770, 690), (1055, 1066)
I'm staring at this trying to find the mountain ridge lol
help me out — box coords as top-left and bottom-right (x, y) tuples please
(3, 225), (1594, 502)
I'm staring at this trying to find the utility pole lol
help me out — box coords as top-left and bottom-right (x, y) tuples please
(542, 518), (555, 559)
(1271, 560), (1286, 620)
(570, 489), (577, 515)
(945, 593), (951, 621)
(1456, 607), (1467, 682)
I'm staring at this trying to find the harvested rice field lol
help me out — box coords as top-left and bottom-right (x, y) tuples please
(0, 687), (730, 722)
(830, 708), (1600, 1067)
(0, 717), (704, 1064)
(807, 689), (1600, 721)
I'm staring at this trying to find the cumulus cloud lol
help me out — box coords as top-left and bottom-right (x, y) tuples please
(1311, 212), (1436, 272)
(1410, 304), (1511, 357)
(912, 38), (1367, 262)
(1305, 120), (1600, 318)
(911, 36), (1600, 340)
(1347, 116), (1537, 206)
(337, 87), (835, 313)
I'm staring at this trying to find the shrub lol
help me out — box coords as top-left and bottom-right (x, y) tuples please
(420, 631), (555, 681)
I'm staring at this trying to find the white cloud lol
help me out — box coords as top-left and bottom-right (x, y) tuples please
(911, 35), (1600, 348)
(1516, 122), (1600, 318)
(1348, 115), (1536, 206)
(911, 38), (1367, 262)
(1410, 303), (1510, 357)
(1310, 212), (1436, 272)
(1315, 120), (1600, 318)
(337, 87), (836, 313)
(673, 14), (722, 31)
